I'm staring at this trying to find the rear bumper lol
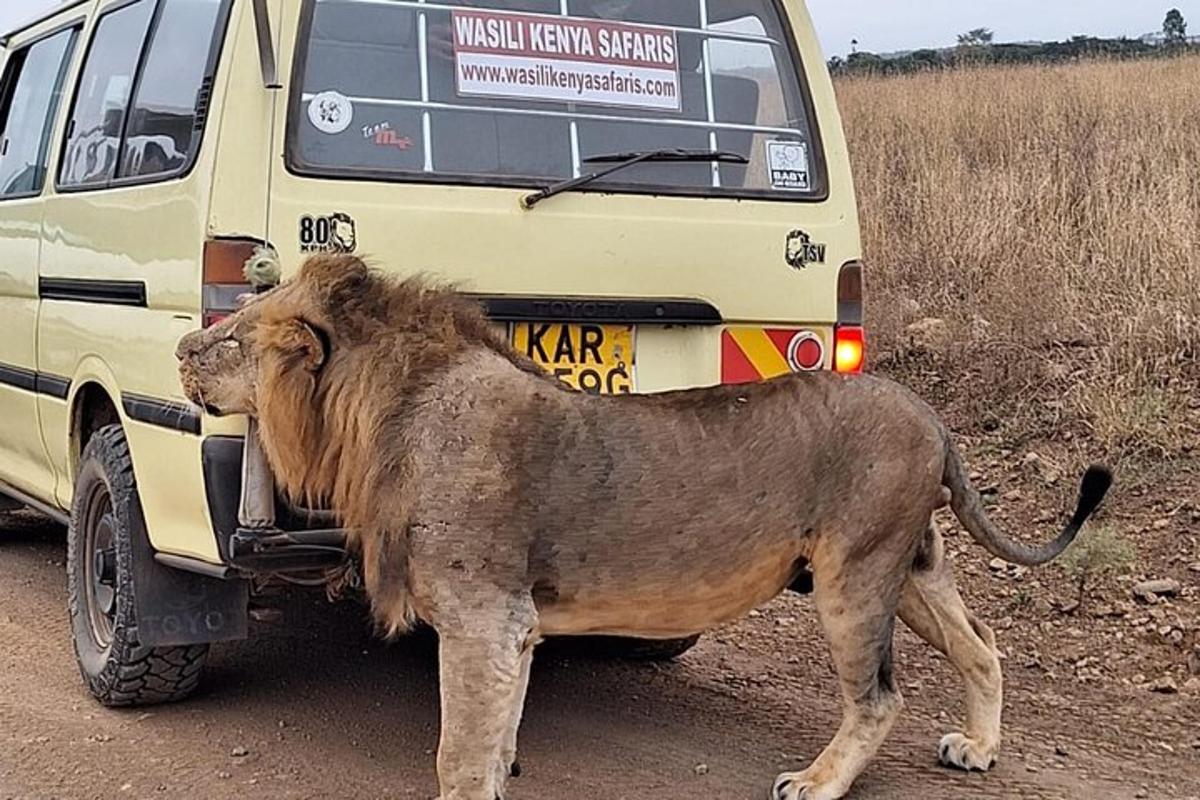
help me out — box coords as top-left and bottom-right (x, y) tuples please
(201, 436), (347, 574)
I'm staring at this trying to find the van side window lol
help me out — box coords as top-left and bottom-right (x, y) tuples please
(119, 0), (229, 180)
(58, 0), (156, 188)
(0, 28), (79, 198)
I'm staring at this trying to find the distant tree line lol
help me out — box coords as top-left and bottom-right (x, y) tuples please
(830, 10), (1196, 77)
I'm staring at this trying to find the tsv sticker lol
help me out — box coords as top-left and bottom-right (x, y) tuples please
(300, 213), (357, 254)
(785, 229), (826, 270)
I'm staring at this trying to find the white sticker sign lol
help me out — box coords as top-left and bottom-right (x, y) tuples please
(308, 90), (354, 135)
(766, 140), (811, 191)
(452, 10), (681, 112)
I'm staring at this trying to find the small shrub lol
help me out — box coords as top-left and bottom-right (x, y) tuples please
(1058, 525), (1137, 611)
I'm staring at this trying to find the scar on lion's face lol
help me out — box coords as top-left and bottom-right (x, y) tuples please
(174, 263), (336, 417)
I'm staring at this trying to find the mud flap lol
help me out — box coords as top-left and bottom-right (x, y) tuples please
(130, 495), (248, 647)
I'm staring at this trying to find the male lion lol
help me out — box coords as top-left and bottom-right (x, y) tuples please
(177, 256), (1111, 800)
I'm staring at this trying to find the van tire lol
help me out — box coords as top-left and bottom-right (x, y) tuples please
(595, 635), (701, 662)
(67, 424), (209, 706)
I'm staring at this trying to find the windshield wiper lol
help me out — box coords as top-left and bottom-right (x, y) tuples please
(521, 149), (749, 210)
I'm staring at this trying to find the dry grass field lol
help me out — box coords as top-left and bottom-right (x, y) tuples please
(833, 61), (1199, 783)
(839, 56), (1200, 465)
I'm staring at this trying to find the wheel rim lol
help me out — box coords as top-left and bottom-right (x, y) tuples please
(82, 483), (118, 648)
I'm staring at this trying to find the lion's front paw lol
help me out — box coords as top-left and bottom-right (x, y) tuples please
(938, 732), (997, 772)
(490, 756), (518, 797)
(771, 770), (846, 800)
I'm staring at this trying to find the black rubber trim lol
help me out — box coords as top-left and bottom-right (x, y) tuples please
(473, 295), (723, 326)
(202, 436), (243, 563)
(35, 373), (71, 400)
(39, 277), (147, 307)
(0, 364), (37, 392)
(121, 393), (201, 435)
(0, 362), (71, 398)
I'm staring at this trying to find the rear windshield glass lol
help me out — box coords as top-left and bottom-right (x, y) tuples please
(290, 0), (824, 200)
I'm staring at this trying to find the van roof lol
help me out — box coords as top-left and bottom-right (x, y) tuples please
(0, 0), (91, 47)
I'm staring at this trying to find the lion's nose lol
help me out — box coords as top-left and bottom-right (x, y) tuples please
(175, 329), (203, 362)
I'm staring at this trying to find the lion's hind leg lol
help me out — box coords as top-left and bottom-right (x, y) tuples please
(898, 523), (1002, 772)
(773, 543), (908, 800)
(433, 595), (537, 800)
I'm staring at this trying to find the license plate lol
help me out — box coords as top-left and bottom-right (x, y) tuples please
(511, 323), (635, 395)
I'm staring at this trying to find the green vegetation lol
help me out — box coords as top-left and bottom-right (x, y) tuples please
(1058, 526), (1137, 612)
(1164, 8), (1188, 45)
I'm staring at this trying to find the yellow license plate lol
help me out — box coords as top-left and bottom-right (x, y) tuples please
(511, 323), (635, 395)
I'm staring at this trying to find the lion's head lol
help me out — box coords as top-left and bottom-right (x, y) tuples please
(176, 255), (380, 502)
(176, 258), (349, 417)
(176, 254), (513, 507)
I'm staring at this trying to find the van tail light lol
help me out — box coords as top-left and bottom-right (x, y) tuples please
(202, 239), (259, 327)
(838, 261), (864, 326)
(834, 325), (866, 374)
(835, 261), (866, 373)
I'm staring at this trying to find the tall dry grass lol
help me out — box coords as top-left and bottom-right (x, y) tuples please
(838, 57), (1200, 461)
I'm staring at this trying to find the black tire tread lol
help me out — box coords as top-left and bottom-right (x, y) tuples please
(609, 635), (701, 662)
(67, 424), (209, 707)
(574, 634), (701, 662)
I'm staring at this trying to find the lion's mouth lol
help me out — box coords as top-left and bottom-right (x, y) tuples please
(179, 371), (226, 418)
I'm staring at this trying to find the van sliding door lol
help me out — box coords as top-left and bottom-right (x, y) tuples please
(0, 26), (79, 501)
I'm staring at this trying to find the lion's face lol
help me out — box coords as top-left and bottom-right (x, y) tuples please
(176, 300), (264, 416)
(175, 257), (350, 417)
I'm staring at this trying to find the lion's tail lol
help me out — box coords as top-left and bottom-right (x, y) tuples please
(943, 442), (1112, 566)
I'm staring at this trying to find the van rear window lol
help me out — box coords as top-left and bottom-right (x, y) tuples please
(289, 0), (824, 200)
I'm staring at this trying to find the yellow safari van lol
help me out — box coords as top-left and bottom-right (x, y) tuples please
(0, 0), (863, 705)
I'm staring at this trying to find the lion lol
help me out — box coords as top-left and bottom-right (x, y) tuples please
(176, 255), (1112, 800)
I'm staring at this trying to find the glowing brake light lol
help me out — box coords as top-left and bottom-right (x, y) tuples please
(834, 325), (865, 374)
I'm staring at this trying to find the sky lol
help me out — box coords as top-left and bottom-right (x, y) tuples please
(1, 0), (1198, 56)
(806, 0), (1200, 56)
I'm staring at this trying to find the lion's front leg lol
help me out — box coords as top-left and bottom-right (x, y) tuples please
(434, 600), (537, 800)
(494, 643), (535, 788)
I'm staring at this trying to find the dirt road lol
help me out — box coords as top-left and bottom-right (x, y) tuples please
(2, 510), (1197, 800)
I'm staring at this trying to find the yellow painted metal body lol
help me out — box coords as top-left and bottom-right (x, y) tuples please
(0, 0), (861, 564)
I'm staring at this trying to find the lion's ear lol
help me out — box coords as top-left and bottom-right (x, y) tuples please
(264, 318), (329, 373)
